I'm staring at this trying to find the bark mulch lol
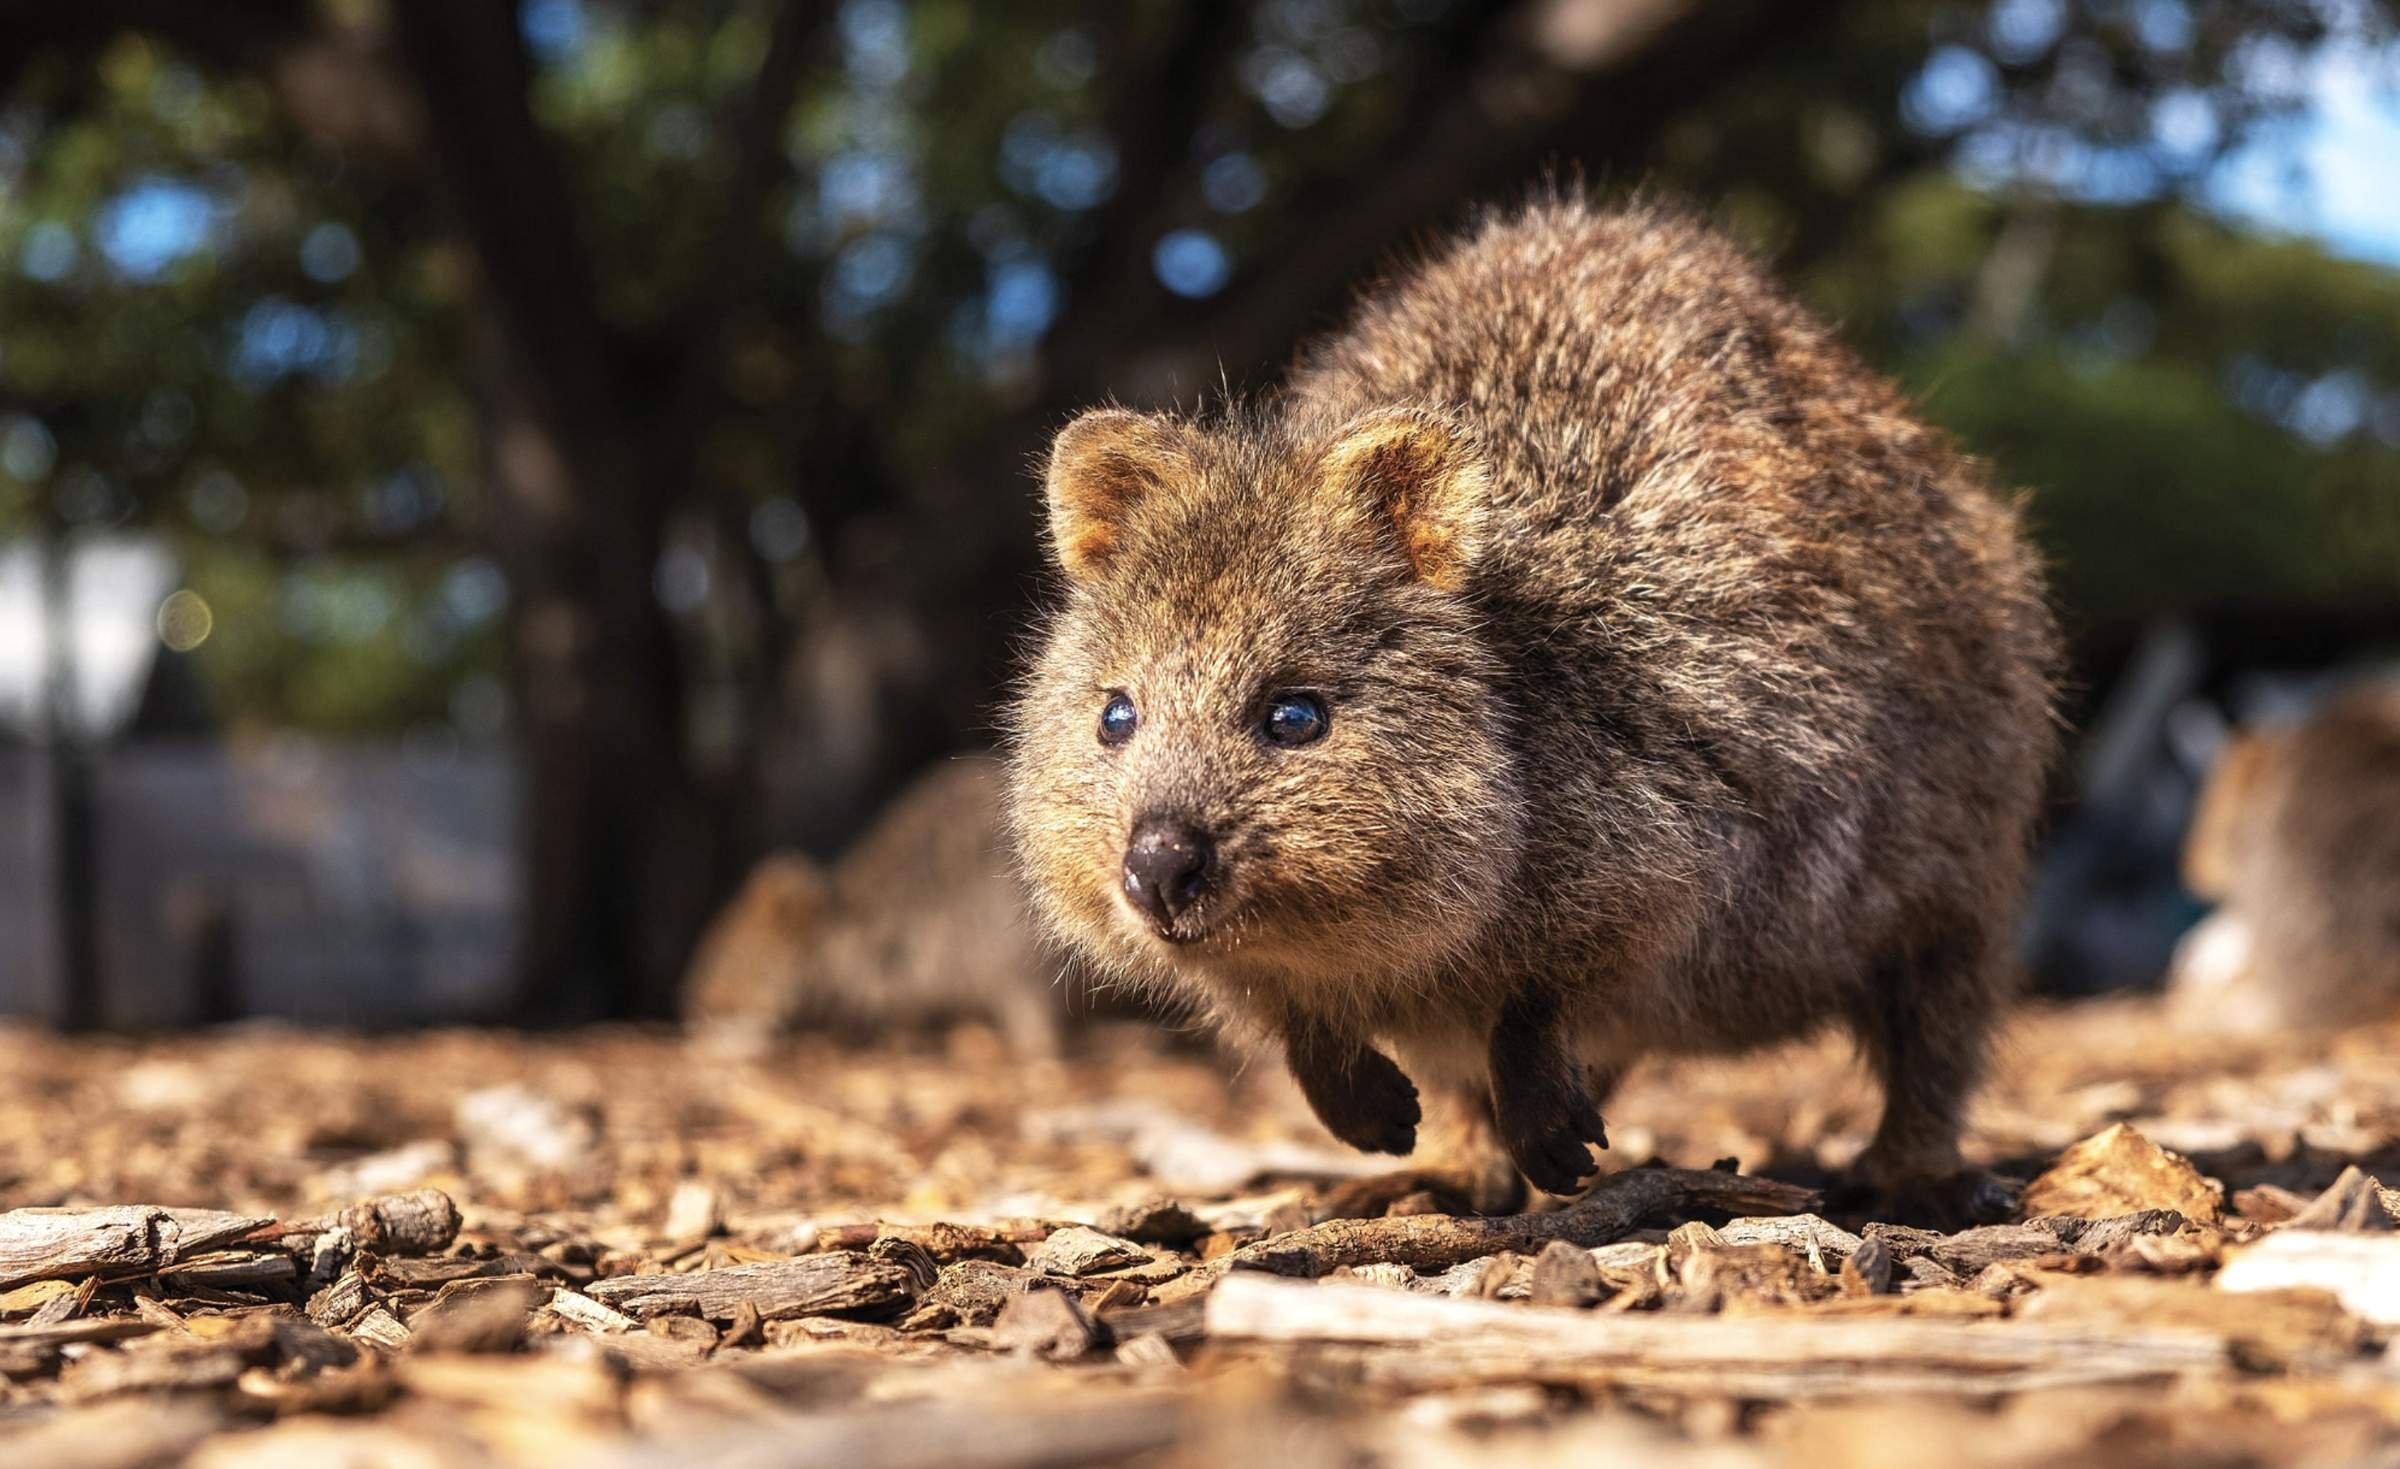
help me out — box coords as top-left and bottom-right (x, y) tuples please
(4, 1001), (2399, 1468)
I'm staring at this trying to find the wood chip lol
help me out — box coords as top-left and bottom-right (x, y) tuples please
(2218, 1232), (2400, 1325)
(1026, 1225), (1150, 1277)
(901, 1259), (1045, 1330)
(2019, 1123), (2225, 1225)
(27, 1282), (83, 1327)
(1114, 1330), (1181, 1370)
(406, 1274), (548, 1353)
(13, 995), (2400, 1463)
(549, 1288), (639, 1334)
(62, 1337), (256, 1400)
(0, 1317), (162, 1348)
(164, 1251), (300, 1292)
(2019, 1271), (2368, 1369)
(1098, 1200), (1210, 1248)
(1716, 1213), (1864, 1263)
(339, 1189), (463, 1256)
(132, 1294), (191, 1333)
(346, 1304), (412, 1352)
(2283, 1167), (2397, 1232)
(1841, 1236), (1896, 1296)
(2234, 1184), (2311, 1225)
(0, 1277), (78, 1319)
(661, 1181), (722, 1244)
(455, 1085), (600, 1173)
(990, 1284), (1098, 1359)
(1526, 1239), (1604, 1308)
(2053, 1210), (2188, 1254)
(807, 1221), (1042, 1263)
(641, 1312), (720, 1362)
(1, 1396), (225, 1469)
(720, 1298), (763, 1349)
(585, 1250), (922, 1322)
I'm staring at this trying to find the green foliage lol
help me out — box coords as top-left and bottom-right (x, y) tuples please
(1, 32), (483, 731)
(1914, 347), (2400, 627)
(1781, 177), (2400, 628)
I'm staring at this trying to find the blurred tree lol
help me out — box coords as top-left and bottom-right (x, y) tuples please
(1, 0), (2394, 1016)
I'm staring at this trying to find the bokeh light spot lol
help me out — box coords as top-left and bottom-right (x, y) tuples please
(156, 588), (214, 652)
(1153, 230), (1232, 298)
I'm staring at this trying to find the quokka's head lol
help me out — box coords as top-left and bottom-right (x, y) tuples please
(1005, 403), (1525, 1007)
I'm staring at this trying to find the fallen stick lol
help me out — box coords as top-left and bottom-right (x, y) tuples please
(1223, 1167), (1821, 1278)
(1204, 1275), (2233, 1393)
(0, 1207), (272, 1290)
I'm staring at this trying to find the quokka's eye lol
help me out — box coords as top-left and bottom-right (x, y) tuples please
(1098, 692), (1138, 746)
(1261, 693), (1329, 747)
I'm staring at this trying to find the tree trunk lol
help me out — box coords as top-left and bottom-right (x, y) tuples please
(476, 337), (712, 1020)
(392, 1), (715, 1020)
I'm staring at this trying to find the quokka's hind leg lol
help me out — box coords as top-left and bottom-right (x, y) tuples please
(1849, 924), (2018, 1227)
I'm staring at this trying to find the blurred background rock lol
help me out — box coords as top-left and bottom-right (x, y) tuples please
(0, 0), (2395, 1027)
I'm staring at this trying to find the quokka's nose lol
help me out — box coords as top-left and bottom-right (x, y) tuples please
(1122, 818), (1215, 929)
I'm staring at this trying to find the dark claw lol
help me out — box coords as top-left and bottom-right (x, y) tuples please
(1495, 1084), (1609, 1197)
(1487, 985), (1610, 1197)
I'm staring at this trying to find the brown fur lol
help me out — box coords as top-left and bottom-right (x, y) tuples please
(1006, 195), (2058, 1210)
(682, 757), (1090, 1056)
(2171, 679), (2400, 1031)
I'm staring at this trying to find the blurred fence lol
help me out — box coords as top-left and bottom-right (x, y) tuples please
(0, 741), (518, 1027)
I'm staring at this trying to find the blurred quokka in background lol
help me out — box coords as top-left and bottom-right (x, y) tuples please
(2171, 676), (2400, 1033)
(681, 756), (1122, 1057)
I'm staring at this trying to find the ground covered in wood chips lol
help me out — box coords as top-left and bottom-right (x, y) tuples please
(6, 999), (2400, 1468)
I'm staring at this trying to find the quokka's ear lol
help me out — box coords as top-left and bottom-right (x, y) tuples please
(1313, 408), (1491, 592)
(1042, 409), (1195, 582)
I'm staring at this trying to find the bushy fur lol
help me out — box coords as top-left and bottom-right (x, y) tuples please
(1006, 195), (2058, 1200)
(2172, 678), (2400, 1032)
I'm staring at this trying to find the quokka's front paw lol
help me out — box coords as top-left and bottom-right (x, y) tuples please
(1287, 1035), (1422, 1157)
(1317, 1047), (1422, 1155)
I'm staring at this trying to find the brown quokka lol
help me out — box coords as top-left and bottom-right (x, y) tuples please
(683, 757), (1086, 1057)
(1006, 195), (2058, 1218)
(2170, 678), (2400, 1032)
